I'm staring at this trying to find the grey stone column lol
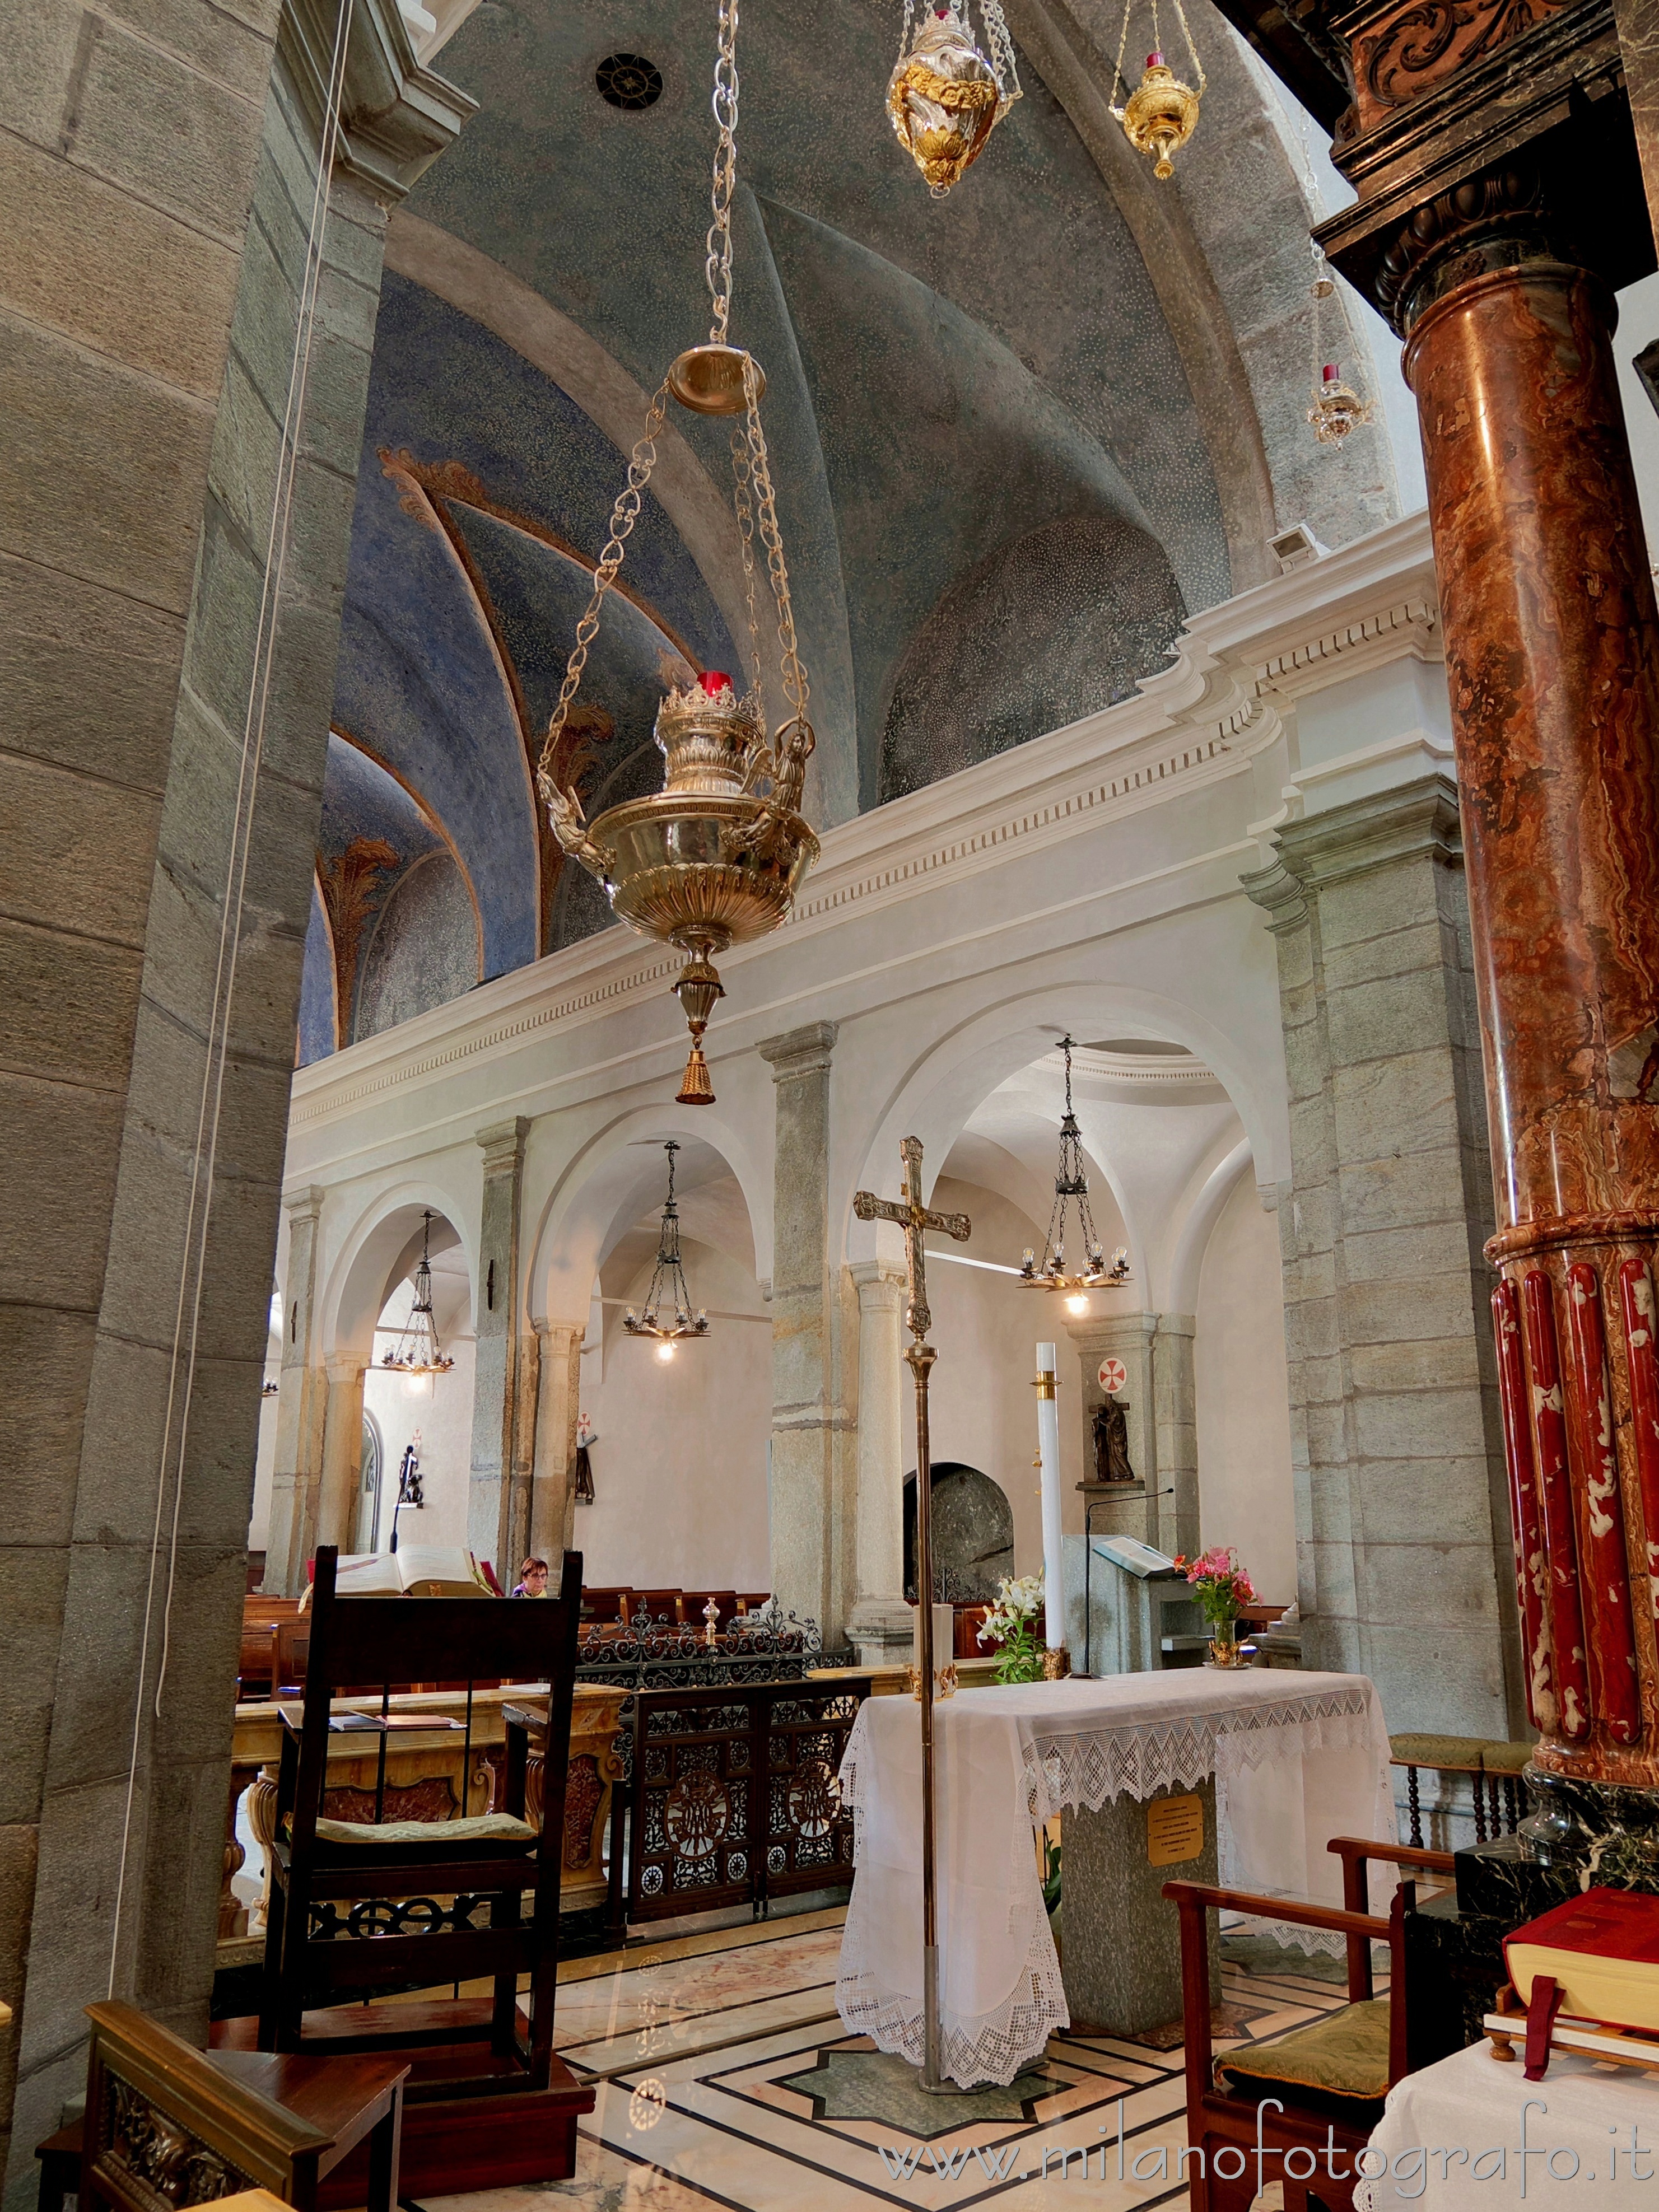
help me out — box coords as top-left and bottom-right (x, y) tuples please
(265, 1187), (327, 1595)
(1242, 774), (1522, 1734)
(1, 5), (470, 2174)
(1067, 1312), (1159, 1544)
(467, 1117), (528, 1577)
(315, 1355), (367, 1552)
(847, 1261), (911, 1665)
(758, 1023), (844, 1639)
(528, 1320), (585, 1562)
(1151, 1314), (1199, 1560)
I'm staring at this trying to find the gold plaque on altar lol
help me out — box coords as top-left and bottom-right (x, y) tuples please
(1147, 1793), (1204, 1866)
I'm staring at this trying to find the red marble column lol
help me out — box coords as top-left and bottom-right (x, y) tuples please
(1404, 230), (1659, 1787)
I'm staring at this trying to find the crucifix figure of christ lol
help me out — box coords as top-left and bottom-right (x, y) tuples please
(852, 1134), (970, 2093)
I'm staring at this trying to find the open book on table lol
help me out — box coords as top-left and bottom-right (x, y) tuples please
(329, 1546), (493, 1598)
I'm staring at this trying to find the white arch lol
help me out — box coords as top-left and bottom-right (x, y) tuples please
(1167, 1136), (1255, 1315)
(318, 1178), (477, 1362)
(524, 1101), (771, 1327)
(839, 982), (1283, 1270)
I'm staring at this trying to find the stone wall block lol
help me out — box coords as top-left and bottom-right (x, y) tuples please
(0, 1551), (70, 1823)
(69, 21), (267, 244)
(1338, 1218), (1489, 1287)
(1351, 1455), (1497, 1542)
(1335, 1145), (1472, 1236)
(1361, 1621), (1509, 1734)
(1346, 1335), (1485, 1393)
(0, 918), (144, 1093)
(1312, 860), (1444, 951)
(1338, 1272), (1485, 1346)
(137, 841), (309, 1063)
(1324, 964), (1455, 1068)
(99, 0), (279, 101)
(0, 1072), (126, 1312)
(1321, 917), (1447, 993)
(74, 1340), (264, 1547)
(0, 135), (242, 399)
(0, 0), (81, 146)
(0, 552), (186, 790)
(1359, 1542), (1509, 1626)
(0, 1309), (97, 1549)
(0, 316), (216, 612)
(157, 675), (323, 925)
(0, 750), (161, 946)
(1330, 1048), (1461, 1159)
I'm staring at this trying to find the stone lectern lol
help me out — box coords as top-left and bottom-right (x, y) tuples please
(1074, 1534), (1206, 1675)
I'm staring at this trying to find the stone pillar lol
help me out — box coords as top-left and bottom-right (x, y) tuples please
(1244, 781), (1520, 1734)
(2, 5), (471, 2174)
(1391, 195), (1659, 1793)
(1068, 1312), (1159, 1546)
(468, 1117), (528, 1578)
(1152, 1314), (1199, 1560)
(848, 1261), (911, 1665)
(758, 1023), (842, 1637)
(530, 1319), (585, 1562)
(265, 1187), (327, 1596)
(315, 1356), (366, 1553)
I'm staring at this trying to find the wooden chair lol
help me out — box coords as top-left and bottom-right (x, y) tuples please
(679, 1590), (739, 1632)
(76, 1999), (406, 2212)
(621, 1589), (681, 1627)
(1164, 1837), (1456, 2212)
(579, 1586), (628, 1626)
(251, 1546), (593, 2192)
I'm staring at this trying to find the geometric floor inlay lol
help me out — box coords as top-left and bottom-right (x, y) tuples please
(776, 2047), (1063, 2138)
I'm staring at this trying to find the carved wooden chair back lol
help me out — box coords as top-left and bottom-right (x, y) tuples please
(259, 1546), (582, 2098)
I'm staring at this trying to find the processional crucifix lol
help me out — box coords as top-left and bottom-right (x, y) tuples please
(852, 1135), (971, 2093)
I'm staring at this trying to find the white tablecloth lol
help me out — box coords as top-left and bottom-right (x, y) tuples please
(1359, 2041), (1659, 2210)
(835, 1668), (1395, 2087)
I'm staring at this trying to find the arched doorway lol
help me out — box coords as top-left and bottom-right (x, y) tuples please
(902, 1464), (1015, 1602)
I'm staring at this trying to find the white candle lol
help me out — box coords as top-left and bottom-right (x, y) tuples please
(1036, 1342), (1064, 1650)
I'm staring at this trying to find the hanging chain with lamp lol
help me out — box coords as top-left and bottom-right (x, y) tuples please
(535, 0), (818, 1110)
(1305, 241), (1372, 445)
(624, 1142), (711, 1354)
(1107, 0), (1204, 179)
(380, 1210), (456, 1380)
(886, 0), (1021, 197)
(1018, 1037), (1131, 1303)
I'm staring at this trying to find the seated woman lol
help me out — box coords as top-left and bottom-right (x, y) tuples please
(511, 1556), (549, 1598)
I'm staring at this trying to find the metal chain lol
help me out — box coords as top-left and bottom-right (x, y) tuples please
(741, 353), (810, 734)
(1168, 0), (1206, 92)
(729, 420), (767, 700)
(1110, 0), (1133, 114)
(705, 0), (740, 345)
(536, 382), (670, 797)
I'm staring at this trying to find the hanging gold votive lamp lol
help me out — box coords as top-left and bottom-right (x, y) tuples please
(1305, 248), (1372, 444)
(1108, 0), (1204, 178)
(535, 0), (818, 1108)
(886, 0), (1022, 198)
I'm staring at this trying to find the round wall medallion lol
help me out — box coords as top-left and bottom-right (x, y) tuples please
(596, 53), (663, 109)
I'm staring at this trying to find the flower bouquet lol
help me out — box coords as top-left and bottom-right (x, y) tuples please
(1172, 1545), (1256, 1667)
(977, 1571), (1047, 1684)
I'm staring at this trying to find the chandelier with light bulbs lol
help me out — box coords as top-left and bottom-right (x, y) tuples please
(535, 0), (818, 1110)
(886, 0), (1022, 196)
(1019, 1038), (1131, 1300)
(625, 1143), (710, 1351)
(380, 1211), (455, 1380)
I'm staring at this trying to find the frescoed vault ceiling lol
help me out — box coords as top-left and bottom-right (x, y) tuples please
(300, 0), (1411, 1063)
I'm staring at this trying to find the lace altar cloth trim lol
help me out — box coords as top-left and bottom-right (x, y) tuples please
(839, 1950), (1069, 2089)
(1021, 1686), (1378, 1821)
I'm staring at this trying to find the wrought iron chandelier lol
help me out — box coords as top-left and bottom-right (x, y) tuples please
(1019, 1038), (1131, 1300)
(536, 0), (818, 1110)
(380, 1211), (455, 1380)
(887, 0), (1022, 197)
(624, 1143), (711, 1352)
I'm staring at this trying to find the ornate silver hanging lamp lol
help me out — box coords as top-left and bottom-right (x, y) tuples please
(535, 0), (818, 1110)
(886, 0), (1022, 197)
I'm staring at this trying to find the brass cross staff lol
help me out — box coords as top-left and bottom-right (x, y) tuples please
(851, 1135), (970, 2094)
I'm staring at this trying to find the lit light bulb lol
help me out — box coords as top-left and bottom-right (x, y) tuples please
(1066, 1292), (1089, 1315)
(404, 1368), (431, 1398)
(655, 1340), (675, 1364)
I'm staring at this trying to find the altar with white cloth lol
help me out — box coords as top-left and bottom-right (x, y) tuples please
(835, 1667), (1396, 2088)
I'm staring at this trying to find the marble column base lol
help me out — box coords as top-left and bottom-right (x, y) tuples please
(1061, 1777), (1220, 2037)
(1458, 1765), (1659, 1930)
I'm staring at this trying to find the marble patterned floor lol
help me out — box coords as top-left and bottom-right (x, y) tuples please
(411, 1911), (1355, 2211)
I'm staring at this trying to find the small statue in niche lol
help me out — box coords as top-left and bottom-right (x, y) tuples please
(1092, 1395), (1136, 1484)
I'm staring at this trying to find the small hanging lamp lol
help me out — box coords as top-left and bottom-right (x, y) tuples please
(1108, 0), (1204, 179)
(624, 1143), (711, 1352)
(380, 1211), (456, 1380)
(887, 0), (1021, 197)
(1306, 245), (1372, 444)
(1018, 1038), (1131, 1301)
